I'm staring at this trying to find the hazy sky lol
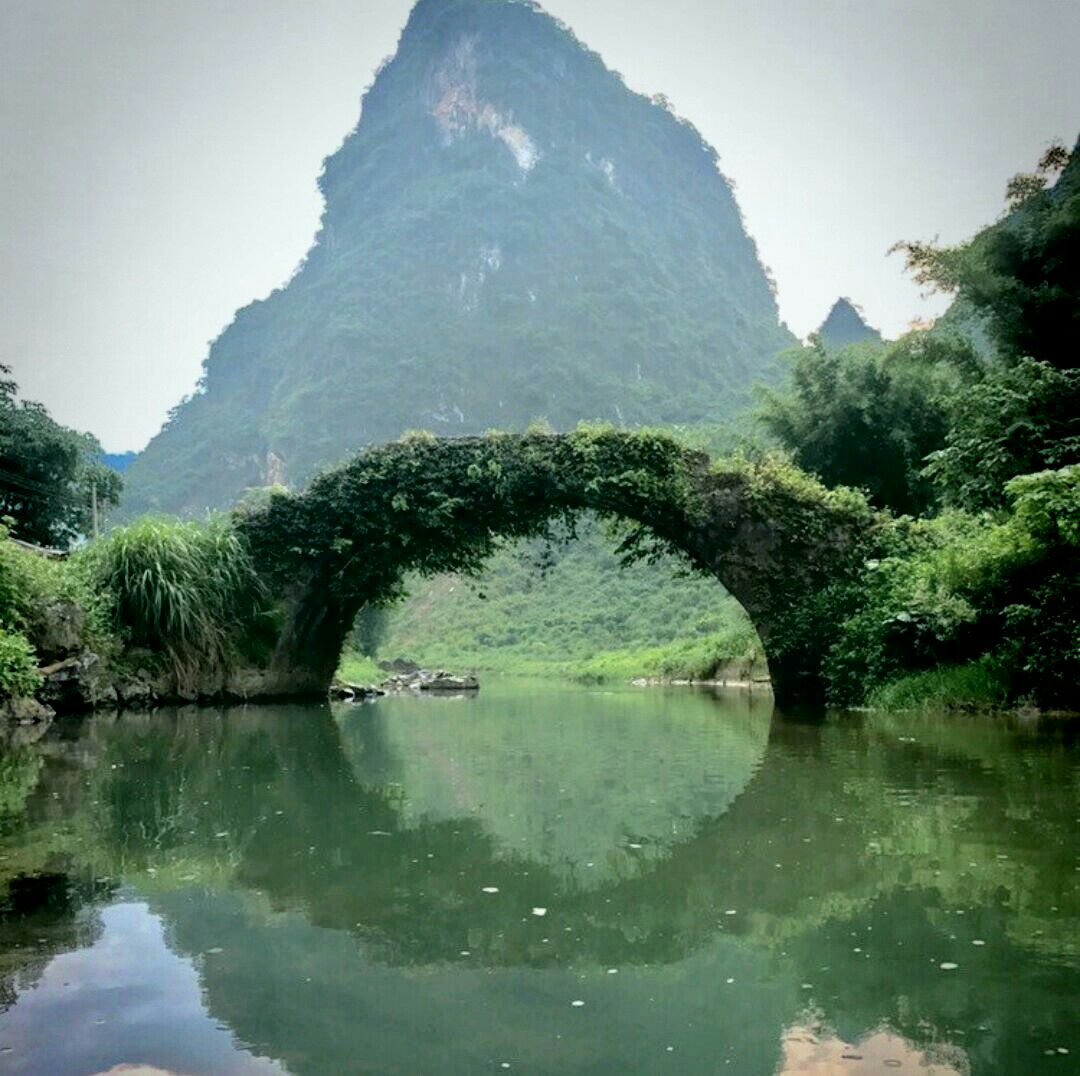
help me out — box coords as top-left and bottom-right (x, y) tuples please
(3, 0), (1077, 451)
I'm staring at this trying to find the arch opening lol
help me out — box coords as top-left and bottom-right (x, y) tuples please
(358, 511), (768, 684)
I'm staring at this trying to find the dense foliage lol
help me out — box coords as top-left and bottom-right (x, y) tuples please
(0, 519), (110, 699)
(762, 144), (1080, 522)
(894, 142), (1078, 370)
(121, 0), (792, 517)
(750, 143), (1080, 708)
(821, 466), (1079, 709)
(758, 333), (973, 515)
(0, 627), (42, 698)
(924, 358), (1080, 511)
(240, 426), (711, 614)
(0, 365), (121, 547)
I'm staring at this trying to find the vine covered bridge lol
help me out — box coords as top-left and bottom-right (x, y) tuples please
(238, 428), (875, 707)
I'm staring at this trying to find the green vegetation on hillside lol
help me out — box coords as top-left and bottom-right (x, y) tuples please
(373, 516), (760, 681)
(122, 0), (792, 517)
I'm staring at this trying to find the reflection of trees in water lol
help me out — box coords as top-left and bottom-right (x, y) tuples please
(19, 706), (1080, 966)
(336, 687), (771, 886)
(0, 701), (1076, 1072)
(0, 742), (118, 1014)
(0, 751), (43, 824)
(0, 873), (114, 1014)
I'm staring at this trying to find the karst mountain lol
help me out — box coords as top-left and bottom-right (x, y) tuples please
(124, 0), (794, 513)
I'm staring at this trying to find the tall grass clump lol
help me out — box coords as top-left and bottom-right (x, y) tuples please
(80, 516), (268, 687)
(867, 660), (1011, 714)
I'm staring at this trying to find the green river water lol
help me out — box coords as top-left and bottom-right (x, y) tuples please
(0, 682), (1076, 1074)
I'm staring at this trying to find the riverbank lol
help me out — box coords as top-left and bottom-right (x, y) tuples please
(4, 452), (1079, 724)
(0, 520), (304, 723)
(338, 635), (768, 689)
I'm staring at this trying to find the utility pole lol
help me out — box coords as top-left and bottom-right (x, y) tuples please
(91, 478), (99, 539)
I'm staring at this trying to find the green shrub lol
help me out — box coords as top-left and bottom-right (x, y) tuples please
(0, 522), (59, 631)
(568, 624), (760, 684)
(824, 466), (1080, 707)
(924, 361), (1080, 511)
(868, 660), (1011, 713)
(0, 627), (42, 698)
(79, 516), (268, 684)
(0, 522), (118, 664)
(1006, 464), (1080, 546)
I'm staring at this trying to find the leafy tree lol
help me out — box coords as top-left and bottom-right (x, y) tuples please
(924, 359), (1080, 511)
(892, 141), (1079, 369)
(758, 332), (972, 516)
(823, 465), (1080, 708)
(0, 365), (121, 547)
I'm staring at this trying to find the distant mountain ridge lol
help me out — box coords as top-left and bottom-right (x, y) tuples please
(815, 298), (881, 349)
(101, 451), (137, 474)
(124, 0), (794, 514)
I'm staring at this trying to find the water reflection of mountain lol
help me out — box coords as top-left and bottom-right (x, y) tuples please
(337, 686), (771, 885)
(0, 691), (1076, 1073)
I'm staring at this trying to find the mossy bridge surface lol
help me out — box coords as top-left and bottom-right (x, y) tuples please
(239, 428), (875, 706)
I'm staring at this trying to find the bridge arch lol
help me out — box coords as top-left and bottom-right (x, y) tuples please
(238, 428), (874, 706)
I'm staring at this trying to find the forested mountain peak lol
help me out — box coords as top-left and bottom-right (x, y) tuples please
(815, 298), (882, 349)
(123, 0), (794, 515)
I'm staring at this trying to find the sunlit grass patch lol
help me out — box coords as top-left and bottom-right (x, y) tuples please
(337, 650), (384, 684)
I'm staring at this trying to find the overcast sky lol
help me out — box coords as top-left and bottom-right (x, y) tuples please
(2, 0), (1077, 451)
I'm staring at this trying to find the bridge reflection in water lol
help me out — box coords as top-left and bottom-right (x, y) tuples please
(0, 683), (1076, 1073)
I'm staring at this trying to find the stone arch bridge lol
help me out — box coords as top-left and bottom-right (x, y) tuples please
(238, 429), (874, 706)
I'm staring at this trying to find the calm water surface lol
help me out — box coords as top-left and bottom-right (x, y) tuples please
(0, 682), (1076, 1074)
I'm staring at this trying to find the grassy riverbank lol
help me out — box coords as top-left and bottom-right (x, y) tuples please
(341, 631), (759, 687)
(0, 516), (277, 712)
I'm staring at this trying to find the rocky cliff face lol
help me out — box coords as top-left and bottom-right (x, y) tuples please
(124, 0), (794, 514)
